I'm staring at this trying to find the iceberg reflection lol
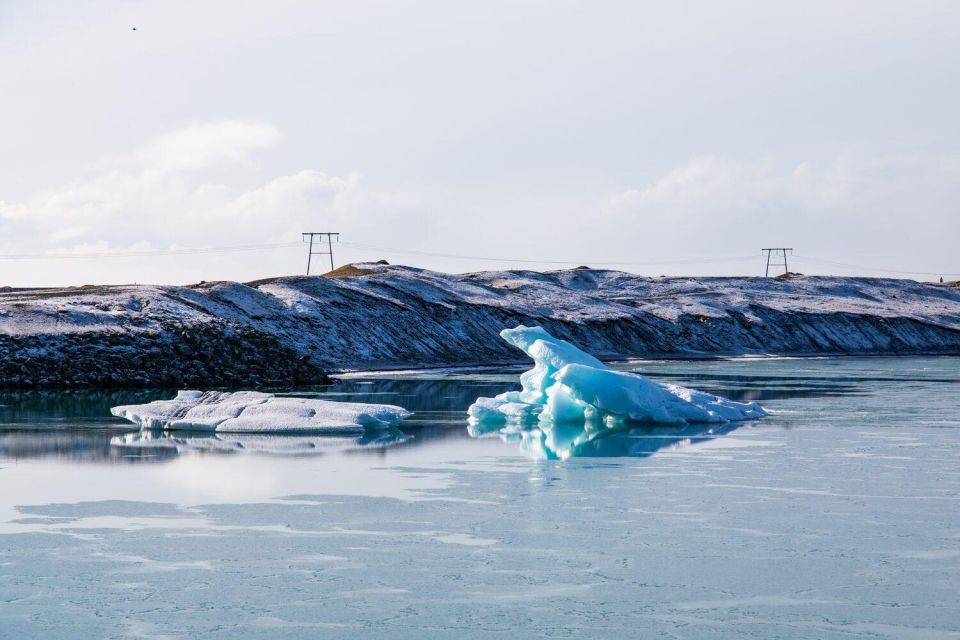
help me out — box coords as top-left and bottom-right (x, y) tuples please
(111, 427), (411, 456)
(469, 420), (742, 460)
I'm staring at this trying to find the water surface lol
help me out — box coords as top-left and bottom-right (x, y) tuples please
(1, 356), (958, 638)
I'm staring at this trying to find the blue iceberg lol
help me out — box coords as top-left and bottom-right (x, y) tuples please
(467, 326), (767, 427)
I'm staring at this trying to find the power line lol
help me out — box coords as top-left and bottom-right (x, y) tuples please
(338, 241), (758, 266)
(0, 239), (954, 278)
(0, 242), (301, 260)
(0, 239), (758, 266)
(793, 254), (960, 277)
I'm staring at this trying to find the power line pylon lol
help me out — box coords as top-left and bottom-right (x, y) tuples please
(762, 248), (792, 277)
(302, 232), (339, 275)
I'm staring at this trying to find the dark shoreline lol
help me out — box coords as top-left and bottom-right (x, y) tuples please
(3, 264), (960, 389)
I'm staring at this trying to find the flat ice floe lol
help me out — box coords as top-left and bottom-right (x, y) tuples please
(111, 390), (412, 434)
(468, 326), (766, 426)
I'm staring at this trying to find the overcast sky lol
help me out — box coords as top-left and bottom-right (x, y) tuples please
(1, 0), (958, 286)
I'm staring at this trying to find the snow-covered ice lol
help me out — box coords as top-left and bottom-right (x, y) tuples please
(111, 390), (412, 433)
(468, 326), (766, 427)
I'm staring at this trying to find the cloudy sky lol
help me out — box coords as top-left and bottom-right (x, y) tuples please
(1, 1), (958, 286)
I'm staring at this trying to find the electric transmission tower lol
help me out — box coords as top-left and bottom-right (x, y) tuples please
(302, 232), (339, 275)
(762, 248), (792, 277)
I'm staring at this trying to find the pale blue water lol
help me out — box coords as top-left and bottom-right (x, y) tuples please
(1, 357), (958, 639)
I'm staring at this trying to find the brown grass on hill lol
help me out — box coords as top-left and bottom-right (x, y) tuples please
(324, 263), (383, 279)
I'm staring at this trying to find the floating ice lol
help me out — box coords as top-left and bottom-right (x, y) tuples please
(111, 390), (412, 434)
(467, 326), (766, 427)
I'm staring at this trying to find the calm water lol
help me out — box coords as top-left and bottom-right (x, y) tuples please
(1, 357), (958, 639)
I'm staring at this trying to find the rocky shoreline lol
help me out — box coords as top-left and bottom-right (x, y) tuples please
(0, 324), (328, 389)
(2, 263), (959, 389)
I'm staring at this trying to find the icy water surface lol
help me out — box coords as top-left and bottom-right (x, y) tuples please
(1, 357), (958, 639)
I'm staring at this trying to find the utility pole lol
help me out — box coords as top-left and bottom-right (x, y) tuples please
(302, 232), (339, 275)
(762, 248), (792, 277)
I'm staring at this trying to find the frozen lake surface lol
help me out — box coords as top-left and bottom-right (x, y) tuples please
(1, 356), (958, 639)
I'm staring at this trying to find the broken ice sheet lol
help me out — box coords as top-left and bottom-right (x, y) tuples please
(112, 390), (412, 434)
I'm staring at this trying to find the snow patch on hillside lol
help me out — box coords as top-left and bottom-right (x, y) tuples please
(3, 264), (960, 387)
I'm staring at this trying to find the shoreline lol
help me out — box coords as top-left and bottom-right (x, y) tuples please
(3, 263), (960, 389)
(335, 350), (960, 379)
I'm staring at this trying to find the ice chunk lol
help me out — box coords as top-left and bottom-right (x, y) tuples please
(467, 325), (766, 426)
(466, 396), (543, 423)
(554, 364), (766, 423)
(111, 390), (412, 434)
(501, 325), (608, 405)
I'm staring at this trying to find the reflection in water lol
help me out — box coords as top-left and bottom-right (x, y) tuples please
(0, 362), (901, 464)
(4, 358), (960, 640)
(0, 388), (175, 427)
(0, 378), (516, 463)
(111, 427), (410, 455)
(0, 379), (515, 428)
(0, 429), (179, 463)
(634, 373), (867, 402)
(469, 420), (741, 460)
(299, 376), (518, 413)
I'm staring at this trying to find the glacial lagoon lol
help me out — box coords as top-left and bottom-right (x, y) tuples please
(1, 356), (958, 639)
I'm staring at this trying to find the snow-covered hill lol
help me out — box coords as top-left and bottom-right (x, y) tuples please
(2, 263), (959, 387)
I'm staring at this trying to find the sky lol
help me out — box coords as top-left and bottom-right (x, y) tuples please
(1, 0), (958, 286)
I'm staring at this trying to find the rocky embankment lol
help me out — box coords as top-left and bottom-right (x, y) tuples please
(2, 263), (959, 388)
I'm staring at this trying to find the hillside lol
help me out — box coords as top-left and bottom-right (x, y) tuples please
(2, 263), (959, 387)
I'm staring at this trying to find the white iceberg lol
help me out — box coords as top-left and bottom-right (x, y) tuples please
(467, 326), (766, 426)
(111, 390), (412, 434)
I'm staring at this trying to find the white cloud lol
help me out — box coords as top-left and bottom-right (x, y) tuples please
(143, 120), (281, 174)
(610, 155), (846, 219)
(0, 120), (423, 284)
(605, 153), (960, 260)
(2, 119), (957, 285)
(223, 170), (361, 225)
(0, 121), (361, 253)
(2, 3), (959, 284)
